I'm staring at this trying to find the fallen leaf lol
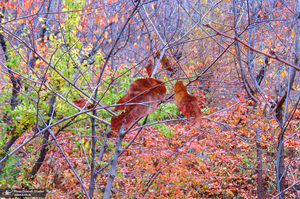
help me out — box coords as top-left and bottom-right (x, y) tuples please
(155, 51), (176, 72)
(293, 108), (300, 119)
(145, 59), (154, 77)
(111, 78), (166, 131)
(174, 81), (202, 128)
(74, 98), (93, 109)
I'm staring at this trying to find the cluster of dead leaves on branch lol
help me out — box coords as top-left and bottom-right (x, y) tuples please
(111, 52), (202, 130)
(73, 51), (202, 130)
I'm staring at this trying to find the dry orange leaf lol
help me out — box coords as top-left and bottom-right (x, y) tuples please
(111, 78), (166, 131)
(293, 109), (300, 119)
(145, 59), (154, 77)
(74, 98), (93, 109)
(155, 51), (176, 72)
(174, 81), (202, 128)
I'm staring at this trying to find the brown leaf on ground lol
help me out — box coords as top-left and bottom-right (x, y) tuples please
(155, 51), (176, 72)
(111, 78), (166, 131)
(74, 98), (93, 109)
(174, 81), (202, 128)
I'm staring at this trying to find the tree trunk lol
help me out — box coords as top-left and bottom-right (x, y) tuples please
(276, 105), (285, 199)
(276, 1), (300, 198)
(103, 125), (125, 199)
(88, 110), (97, 198)
(256, 127), (263, 199)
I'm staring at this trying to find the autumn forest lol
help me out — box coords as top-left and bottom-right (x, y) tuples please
(0, 0), (300, 198)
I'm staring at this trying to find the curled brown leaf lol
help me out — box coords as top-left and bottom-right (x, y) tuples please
(74, 98), (93, 109)
(155, 51), (176, 72)
(145, 59), (154, 77)
(111, 78), (166, 131)
(174, 81), (202, 128)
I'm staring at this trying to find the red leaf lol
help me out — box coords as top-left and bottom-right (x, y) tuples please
(174, 81), (202, 128)
(74, 98), (93, 109)
(111, 78), (166, 131)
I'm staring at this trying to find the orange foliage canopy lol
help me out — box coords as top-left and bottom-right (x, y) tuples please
(74, 98), (93, 109)
(155, 51), (176, 72)
(111, 78), (166, 131)
(174, 81), (202, 128)
(145, 59), (154, 77)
